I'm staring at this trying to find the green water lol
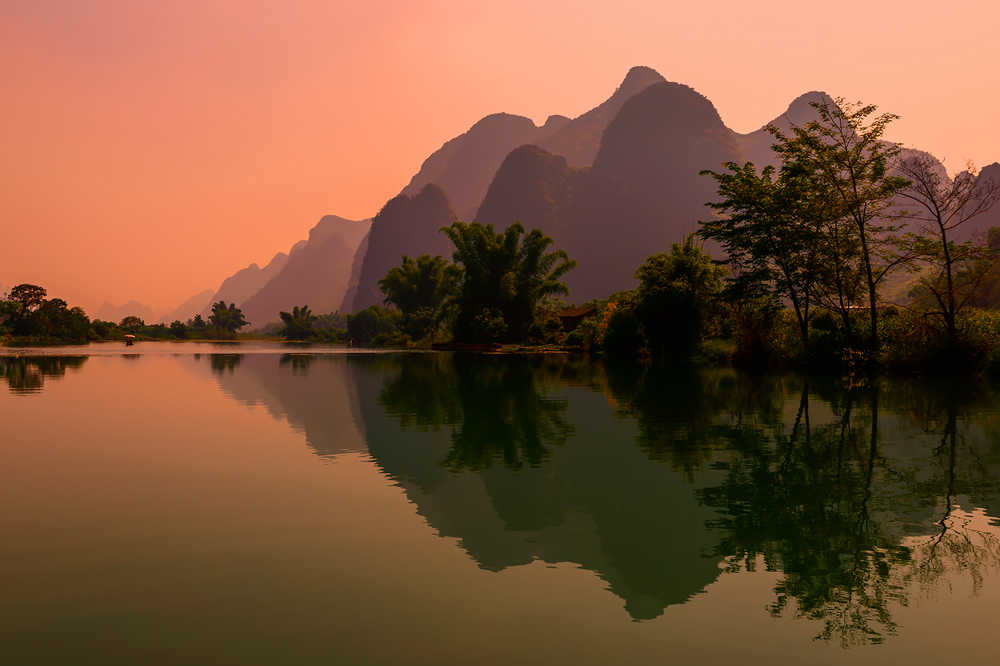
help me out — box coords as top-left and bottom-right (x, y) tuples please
(3, 343), (1000, 664)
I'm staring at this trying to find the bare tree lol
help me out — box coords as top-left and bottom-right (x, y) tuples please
(895, 153), (1000, 340)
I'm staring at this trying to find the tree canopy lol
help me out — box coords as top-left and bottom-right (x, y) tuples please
(379, 253), (460, 339)
(208, 301), (249, 338)
(633, 236), (724, 362)
(279, 305), (317, 341)
(441, 221), (576, 343)
(768, 98), (909, 354)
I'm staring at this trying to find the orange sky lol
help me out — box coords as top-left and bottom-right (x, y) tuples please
(3, 0), (999, 315)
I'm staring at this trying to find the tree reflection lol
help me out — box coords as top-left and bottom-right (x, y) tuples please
(603, 364), (788, 480)
(377, 354), (463, 431)
(209, 354), (242, 374)
(377, 354), (575, 471)
(694, 383), (914, 645)
(367, 354), (1000, 636)
(690, 376), (1000, 646)
(0, 355), (87, 393)
(278, 353), (313, 374)
(885, 379), (1000, 599)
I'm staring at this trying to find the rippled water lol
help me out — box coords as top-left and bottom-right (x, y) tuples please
(3, 344), (999, 664)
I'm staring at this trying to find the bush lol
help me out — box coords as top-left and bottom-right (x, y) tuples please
(346, 306), (402, 344)
(602, 293), (645, 361)
(470, 308), (508, 343)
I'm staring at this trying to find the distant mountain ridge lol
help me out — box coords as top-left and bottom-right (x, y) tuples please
(535, 65), (666, 168)
(198, 251), (292, 319)
(169, 66), (998, 319)
(474, 80), (745, 301)
(239, 215), (370, 326)
(159, 289), (214, 325)
(733, 91), (836, 172)
(93, 300), (161, 324)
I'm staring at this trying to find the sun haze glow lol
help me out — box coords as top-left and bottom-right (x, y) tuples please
(2, 0), (998, 314)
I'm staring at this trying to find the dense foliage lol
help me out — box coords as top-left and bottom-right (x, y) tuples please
(378, 254), (460, 340)
(441, 221), (576, 343)
(1, 284), (91, 341)
(279, 305), (317, 341)
(208, 301), (249, 339)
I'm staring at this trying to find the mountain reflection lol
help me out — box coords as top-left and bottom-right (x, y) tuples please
(359, 353), (730, 620)
(201, 351), (1000, 639)
(0, 355), (87, 393)
(358, 355), (1000, 640)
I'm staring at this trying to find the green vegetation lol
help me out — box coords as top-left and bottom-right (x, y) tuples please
(686, 97), (1000, 375)
(1, 284), (91, 342)
(378, 253), (460, 340)
(441, 221), (576, 343)
(279, 305), (317, 341)
(346, 305), (403, 344)
(207, 301), (249, 339)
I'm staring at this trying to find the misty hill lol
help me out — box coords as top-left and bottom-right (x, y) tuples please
(732, 91), (833, 172)
(397, 67), (663, 230)
(475, 80), (745, 301)
(338, 230), (369, 313)
(157, 289), (214, 325)
(346, 67), (673, 312)
(352, 184), (458, 313)
(535, 65), (666, 167)
(93, 300), (160, 324)
(198, 251), (292, 319)
(239, 215), (370, 327)
(474, 145), (586, 239)
(400, 113), (566, 222)
(567, 81), (743, 299)
(963, 162), (1000, 240)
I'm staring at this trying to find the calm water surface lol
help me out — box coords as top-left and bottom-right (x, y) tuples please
(3, 342), (1000, 664)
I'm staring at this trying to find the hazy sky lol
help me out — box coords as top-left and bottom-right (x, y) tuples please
(3, 0), (998, 315)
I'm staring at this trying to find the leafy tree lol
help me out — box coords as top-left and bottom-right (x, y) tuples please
(119, 315), (145, 333)
(601, 291), (644, 360)
(895, 154), (1000, 341)
(36, 299), (90, 340)
(633, 236), (724, 363)
(169, 320), (188, 339)
(769, 98), (910, 354)
(346, 305), (402, 344)
(700, 162), (832, 354)
(441, 221), (576, 343)
(279, 305), (317, 341)
(6, 284), (47, 334)
(208, 301), (249, 338)
(314, 311), (347, 331)
(190, 314), (207, 329)
(90, 319), (120, 340)
(9, 284), (46, 314)
(378, 254), (461, 327)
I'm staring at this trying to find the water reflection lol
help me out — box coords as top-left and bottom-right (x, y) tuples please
(210, 353), (365, 458)
(356, 354), (730, 619)
(355, 356), (1000, 640)
(697, 383), (910, 645)
(10, 350), (1000, 645)
(380, 355), (574, 472)
(210, 354), (242, 374)
(0, 355), (87, 393)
